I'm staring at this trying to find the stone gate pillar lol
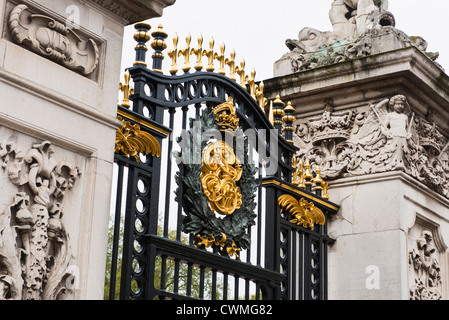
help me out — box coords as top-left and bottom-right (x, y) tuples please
(264, 2), (449, 300)
(0, 0), (174, 300)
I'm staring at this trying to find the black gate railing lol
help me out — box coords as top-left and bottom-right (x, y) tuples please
(106, 23), (339, 300)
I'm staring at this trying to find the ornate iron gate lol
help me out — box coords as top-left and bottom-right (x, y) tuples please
(107, 23), (339, 300)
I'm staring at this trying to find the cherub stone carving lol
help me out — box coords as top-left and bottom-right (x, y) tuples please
(293, 95), (449, 199)
(353, 95), (415, 171)
(380, 95), (412, 170)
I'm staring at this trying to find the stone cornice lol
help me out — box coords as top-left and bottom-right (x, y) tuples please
(87, 0), (176, 24)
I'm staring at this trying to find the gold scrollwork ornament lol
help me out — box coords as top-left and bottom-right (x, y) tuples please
(115, 116), (161, 161)
(201, 141), (243, 216)
(278, 195), (326, 230)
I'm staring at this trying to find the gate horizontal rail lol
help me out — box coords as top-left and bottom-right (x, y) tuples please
(148, 235), (286, 299)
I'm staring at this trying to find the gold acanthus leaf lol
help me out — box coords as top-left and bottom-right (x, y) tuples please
(278, 195), (325, 230)
(115, 116), (161, 161)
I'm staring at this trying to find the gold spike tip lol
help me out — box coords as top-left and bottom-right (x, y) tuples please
(304, 161), (314, 180)
(313, 166), (325, 186)
(151, 24), (168, 38)
(134, 22), (152, 42)
(284, 101), (295, 113)
(273, 95), (286, 107)
(135, 22), (151, 29)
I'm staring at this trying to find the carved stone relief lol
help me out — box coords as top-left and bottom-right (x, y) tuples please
(7, 4), (100, 77)
(294, 95), (449, 199)
(0, 137), (81, 300)
(277, 1), (441, 74)
(408, 230), (442, 300)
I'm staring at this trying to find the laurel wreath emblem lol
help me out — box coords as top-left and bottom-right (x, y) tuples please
(175, 100), (258, 258)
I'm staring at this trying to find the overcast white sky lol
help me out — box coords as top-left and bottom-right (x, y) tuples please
(120, 0), (449, 81)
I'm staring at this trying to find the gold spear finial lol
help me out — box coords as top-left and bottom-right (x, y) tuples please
(298, 159), (306, 189)
(313, 166), (325, 192)
(225, 49), (237, 81)
(246, 68), (256, 99)
(268, 100), (274, 126)
(256, 81), (268, 112)
(304, 161), (314, 189)
(167, 33), (179, 75)
(235, 58), (246, 88)
(191, 34), (204, 72)
(214, 42), (226, 75)
(119, 69), (134, 108)
(292, 156), (299, 186)
(178, 33), (192, 73)
(203, 37), (215, 72)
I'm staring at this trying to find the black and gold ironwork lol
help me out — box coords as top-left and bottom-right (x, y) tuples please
(283, 102), (296, 144)
(272, 95), (286, 133)
(150, 24), (168, 73)
(108, 22), (340, 302)
(133, 22), (151, 67)
(292, 158), (330, 199)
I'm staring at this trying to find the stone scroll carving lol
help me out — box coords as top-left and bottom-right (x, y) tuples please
(8, 4), (99, 76)
(277, 0), (441, 74)
(294, 95), (449, 199)
(408, 230), (442, 300)
(0, 139), (81, 300)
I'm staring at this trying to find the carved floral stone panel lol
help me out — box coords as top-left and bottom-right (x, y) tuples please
(0, 133), (81, 300)
(408, 229), (443, 300)
(294, 95), (449, 199)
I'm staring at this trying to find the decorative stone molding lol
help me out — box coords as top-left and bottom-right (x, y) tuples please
(89, 0), (139, 22)
(0, 139), (81, 300)
(408, 230), (442, 300)
(88, 0), (176, 24)
(294, 95), (449, 199)
(275, 1), (441, 75)
(8, 4), (100, 76)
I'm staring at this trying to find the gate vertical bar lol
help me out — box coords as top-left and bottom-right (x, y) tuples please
(119, 164), (139, 300)
(264, 184), (281, 299)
